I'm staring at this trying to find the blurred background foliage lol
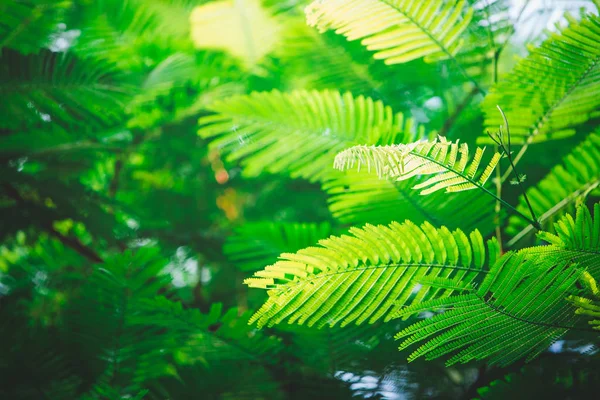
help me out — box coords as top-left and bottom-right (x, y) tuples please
(1, 0), (600, 399)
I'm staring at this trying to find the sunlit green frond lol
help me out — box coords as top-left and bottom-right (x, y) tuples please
(334, 137), (501, 195)
(0, 50), (131, 131)
(524, 202), (600, 276)
(0, 0), (72, 54)
(507, 133), (600, 244)
(246, 220), (499, 328)
(479, 13), (600, 145)
(305, 0), (474, 64)
(275, 19), (444, 111)
(225, 221), (332, 271)
(323, 169), (500, 235)
(198, 89), (423, 181)
(395, 253), (583, 366)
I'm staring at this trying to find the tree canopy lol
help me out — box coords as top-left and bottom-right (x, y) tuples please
(2, 1), (600, 399)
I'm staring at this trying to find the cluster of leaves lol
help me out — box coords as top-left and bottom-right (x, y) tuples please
(2, 0), (600, 399)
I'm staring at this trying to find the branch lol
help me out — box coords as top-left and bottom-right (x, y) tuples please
(2, 183), (104, 264)
(46, 225), (104, 264)
(487, 106), (541, 231)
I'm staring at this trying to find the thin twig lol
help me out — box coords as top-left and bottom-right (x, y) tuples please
(46, 225), (104, 263)
(489, 106), (541, 230)
(495, 1), (529, 58)
(412, 150), (539, 228)
(494, 144), (503, 253)
(487, 7), (503, 251)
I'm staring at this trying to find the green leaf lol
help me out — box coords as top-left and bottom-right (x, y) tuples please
(479, 13), (600, 145)
(334, 136), (501, 195)
(0, 50), (131, 131)
(323, 169), (500, 235)
(305, 0), (474, 64)
(525, 202), (600, 277)
(507, 132), (600, 245)
(246, 220), (498, 328)
(198, 89), (423, 182)
(395, 252), (583, 366)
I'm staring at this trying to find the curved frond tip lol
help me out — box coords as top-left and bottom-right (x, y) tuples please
(523, 202), (600, 277)
(334, 137), (501, 195)
(507, 132), (600, 243)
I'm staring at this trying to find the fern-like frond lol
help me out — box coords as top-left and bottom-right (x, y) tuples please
(479, 13), (600, 145)
(66, 248), (173, 388)
(466, 0), (512, 47)
(323, 169), (500, 235)
(133, 298), (283, 364)
(198, 89), (422, 181)
(567, 271), (600, 331)
(246, 220), (499, 328)
(395, 253), (583, 366)
(0, 50), (131, 131)
(71, 0), (197, 68)
(334, 137), (501, 195)
(524, 202), (600, 277)
(507, 132), (600, 244)
(454, 0), (511, 82)
(0, 0), (72, 54)
(224, 221), (332, 272)
(305, 0), (474, 64)
(276, 19), (383, 93)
